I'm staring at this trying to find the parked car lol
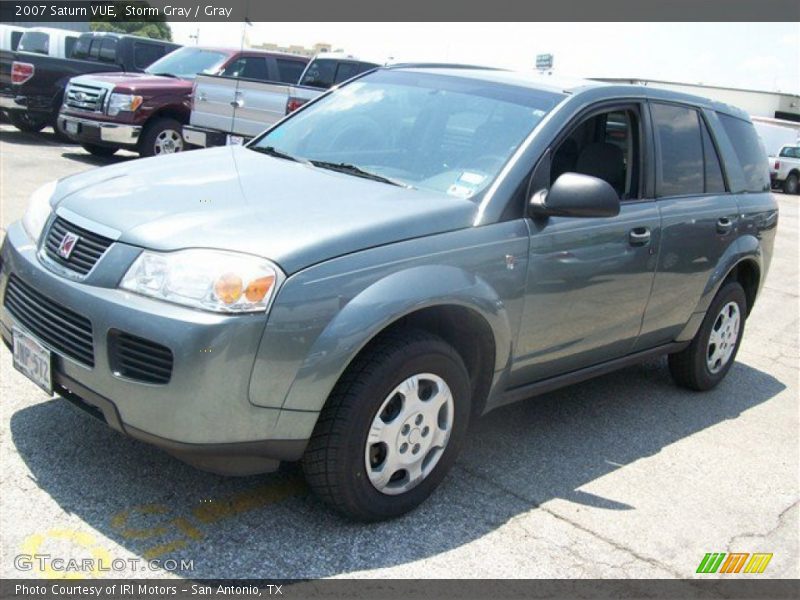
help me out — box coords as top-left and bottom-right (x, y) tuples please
(58, 46), (309, 157)
(770, 143), (800, 194)
(0, 31), (178, 136)
(183, 52), (377, 147)
(1, 67), (777, 521)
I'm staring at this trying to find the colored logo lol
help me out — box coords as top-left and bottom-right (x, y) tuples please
(58, 232), (80, 259)
(696, 552), (773, 574)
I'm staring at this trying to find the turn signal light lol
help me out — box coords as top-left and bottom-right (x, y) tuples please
(244, 275), (275, 303)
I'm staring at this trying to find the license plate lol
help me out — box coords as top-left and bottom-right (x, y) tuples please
(12, 328), (53, 395)
(226, 134), (244, 146)
(65, 120), (79, 135)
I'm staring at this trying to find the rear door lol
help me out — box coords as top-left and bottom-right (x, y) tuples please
(634, 102), (739, 349)
(227, 55), (290, 137)
(189, 74), (238, 134)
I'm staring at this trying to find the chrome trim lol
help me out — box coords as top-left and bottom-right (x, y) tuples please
(473, 94), (573, 226)
(0, 94), (19, 110)
(59, 115), (142, 145)
(182, 127), (208, 147)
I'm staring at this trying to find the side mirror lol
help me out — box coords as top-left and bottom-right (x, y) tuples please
(529, 172), (621, 218)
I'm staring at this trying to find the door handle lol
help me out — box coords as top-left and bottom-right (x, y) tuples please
(230, 99), (243, 108)
(717, 217), (734, 234)
(629, 227), (651, 246)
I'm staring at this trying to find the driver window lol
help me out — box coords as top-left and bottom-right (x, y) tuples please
(550, 108), (640, 200)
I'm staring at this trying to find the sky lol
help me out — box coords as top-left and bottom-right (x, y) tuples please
(168, 22), (800, 95)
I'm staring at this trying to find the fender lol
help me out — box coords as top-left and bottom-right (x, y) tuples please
(677, 235), (762, 342)
(278, 265), (513, 413)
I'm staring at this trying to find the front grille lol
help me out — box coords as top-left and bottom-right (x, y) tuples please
(64, 82), (107, 112)
(3, 275), (94, 366)
(44, 217), (113, 276)
(108, 330), (173, 384)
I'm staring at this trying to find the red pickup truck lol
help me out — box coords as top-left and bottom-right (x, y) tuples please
(57, 46), (308, 157)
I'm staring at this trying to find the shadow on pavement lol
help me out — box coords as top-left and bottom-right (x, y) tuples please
(59, 151), (134, 167)
(9, 357), (786, 578)
(0, 126), (76, 147)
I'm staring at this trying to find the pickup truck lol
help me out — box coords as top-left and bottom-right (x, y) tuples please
(0, 31), (178, 136)
(1, 67), (777, 521)
(58, 47), (309, 157)
(770, 144), (800, 194)
(183, 53), (377, 147)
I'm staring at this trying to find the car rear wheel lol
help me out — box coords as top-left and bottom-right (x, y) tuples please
(302, 329), (471, 521)
(139, 117), (185, 157)
(668, 281), (747, 391)
(81, 143), (118, 158)
(7, 111), (47, 133)
(783, 173), (798, 195)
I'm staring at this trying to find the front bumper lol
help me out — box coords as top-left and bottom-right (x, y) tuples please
(58, 114), (142, 147)
(0, 219), (316, 474)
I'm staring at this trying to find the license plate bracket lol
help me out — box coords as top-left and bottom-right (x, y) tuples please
(226, 134), (244, 146)
(12, 327), (53, 395)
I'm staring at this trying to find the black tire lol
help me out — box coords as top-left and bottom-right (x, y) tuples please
(80, 143), (118, 157)
(302, 329), (472, 521)
(138, 117), (185, 158)
(668, 281), (747, 391)
(783, 173), (798, 195)
(7, 111), (48, 133)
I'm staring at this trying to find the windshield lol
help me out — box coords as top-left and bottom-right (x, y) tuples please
(145, 47), (229, 79)
(252, 69), (560, 197)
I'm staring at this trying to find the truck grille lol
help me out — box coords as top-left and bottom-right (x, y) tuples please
(108, 330), (173, 384)
(64, 82), (107, 112)
(3, 275), (95, 366)
(44, 217), (113, 276)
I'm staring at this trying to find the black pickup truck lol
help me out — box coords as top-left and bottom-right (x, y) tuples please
(0, 31), (178, 135)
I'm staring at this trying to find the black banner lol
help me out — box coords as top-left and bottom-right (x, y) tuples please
(2, 0), (800, 22)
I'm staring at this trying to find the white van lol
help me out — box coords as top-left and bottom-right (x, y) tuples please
(16, 27), (81, 59)
(0, 24), (26, 52)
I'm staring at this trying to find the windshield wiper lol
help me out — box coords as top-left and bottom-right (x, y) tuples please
(249, 146), (309, 164)
(309, 161), (412, 188)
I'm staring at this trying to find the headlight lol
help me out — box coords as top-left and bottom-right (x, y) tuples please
(22, 180), (56, 242)
(107, 93), (143, 116)
(120, 249), (282, 313)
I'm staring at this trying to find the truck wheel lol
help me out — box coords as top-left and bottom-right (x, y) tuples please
(668, 281), (746, 391)
(139, 117), (184, 157)
(302, 329), (471, 521)
(783, 173), (798, 195)
(7, 111), (47, 133)
(81, 143), (117, 158)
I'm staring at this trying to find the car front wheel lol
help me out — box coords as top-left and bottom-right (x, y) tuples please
(668, 281), (747, 391)
(302, 329), (471, 521)
(139, 117), (185, 157)
(783, 173), (798, 195)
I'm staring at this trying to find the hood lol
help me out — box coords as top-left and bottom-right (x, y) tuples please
(71, 72), (192, 94)
(52, 146), (479, 274)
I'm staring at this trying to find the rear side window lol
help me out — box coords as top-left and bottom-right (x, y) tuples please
(334, 61), (375, 84)
(276, 58), (306, 84)
(11, 31), (23, 51)
(18, 32), (50, 55)
(718, 114), (770, 192)
(779, 146), (800, 158)
(134, 42), (164, 69)
(221, 57), (269, 80)
(98, 37), (118, 63)
(700, 117), (726, 193)
(651, 103), (704, 197)
(71, 36), (91, 59)
(64, 36), (77, 58)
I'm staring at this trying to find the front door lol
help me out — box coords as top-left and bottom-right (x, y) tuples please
(510, 104), (660, 386)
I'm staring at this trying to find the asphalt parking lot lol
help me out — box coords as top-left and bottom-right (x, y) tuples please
(0, 123), (797, 580)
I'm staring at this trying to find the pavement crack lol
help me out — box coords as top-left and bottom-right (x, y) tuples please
(725, 499), (799, 552)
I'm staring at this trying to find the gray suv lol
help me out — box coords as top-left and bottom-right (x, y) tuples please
(1, 66), (777, 521)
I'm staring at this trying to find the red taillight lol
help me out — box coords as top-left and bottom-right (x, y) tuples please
(11, 61), (34, 85)
(285, 97), (306, 114)
(774, 160), (780, 170)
